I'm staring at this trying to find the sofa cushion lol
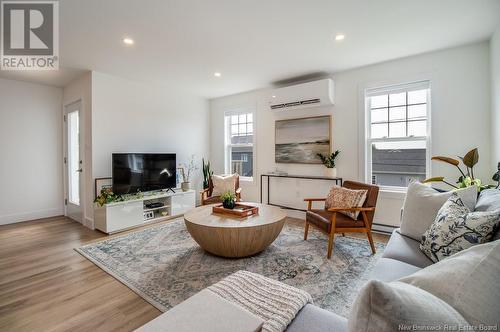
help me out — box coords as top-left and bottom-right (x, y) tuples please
(400, 182), (477, 241)
(382, 229), (433, 268)
(370, 257), (421, 282)
(348, 280), (469, 332)
(325, 186), (367, 220)
(475, 189), (500, 241)
(400, 240), (500, 327)
(474, 189), (500, 212)
(135, 289), (264, 332)
(420, 193), (500, 263)
(286, 304), (348, 332)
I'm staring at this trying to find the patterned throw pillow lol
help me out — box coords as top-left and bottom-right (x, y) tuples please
(420, 193), (500, 263)
(325, 186), (368, 220)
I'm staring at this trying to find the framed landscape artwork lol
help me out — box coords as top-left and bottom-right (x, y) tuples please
(275, 115), (331, 164)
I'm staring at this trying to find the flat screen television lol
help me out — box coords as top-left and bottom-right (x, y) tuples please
(112, 153), (176, 194)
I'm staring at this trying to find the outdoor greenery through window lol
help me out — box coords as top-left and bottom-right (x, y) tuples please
(366, 81), (430, 188)
(225, 111), (254, 178)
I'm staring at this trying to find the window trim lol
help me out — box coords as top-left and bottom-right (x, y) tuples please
(364, 81), (432, 192)
(224, 108), (256, 182)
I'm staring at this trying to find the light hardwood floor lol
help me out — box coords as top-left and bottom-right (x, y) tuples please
(0, 215), (388, 332)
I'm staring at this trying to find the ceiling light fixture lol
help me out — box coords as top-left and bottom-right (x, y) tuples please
(123, 37), (134, 45)
(214, 72), (222, 77)
(272, 95), (276, 98)
(335, 34), (345, 41)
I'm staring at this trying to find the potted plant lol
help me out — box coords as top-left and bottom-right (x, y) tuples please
(423, 148), (492, 191)
(180, 155), (199, 192)
(94, 187), (118, 207)
(221, 191), (236, 209)
(202, 158), (213, 189)
(317, 150), (341, 177)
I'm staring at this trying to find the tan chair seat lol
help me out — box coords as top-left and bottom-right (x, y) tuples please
(306, 210), (366, 233)
(203, 196), (223, 205)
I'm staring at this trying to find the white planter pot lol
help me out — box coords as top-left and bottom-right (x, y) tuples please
(181, 182), (190, 191)
(324, 167), (337, 178)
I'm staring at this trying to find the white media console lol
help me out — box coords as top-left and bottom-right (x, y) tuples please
(94, 189), (195, 234)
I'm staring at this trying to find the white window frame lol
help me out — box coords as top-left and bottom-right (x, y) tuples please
(364, 80), (432, 192)
(224, 108), (256, 182)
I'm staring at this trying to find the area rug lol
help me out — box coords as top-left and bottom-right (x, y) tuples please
(76, 218), (385, 317)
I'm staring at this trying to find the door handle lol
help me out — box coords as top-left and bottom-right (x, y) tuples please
(76, 168), (83, 173)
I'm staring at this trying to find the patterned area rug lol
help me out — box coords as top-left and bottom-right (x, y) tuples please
(76, 218), (385, 317)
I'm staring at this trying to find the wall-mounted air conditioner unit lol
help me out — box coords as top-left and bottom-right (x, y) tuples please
(268, 78), (334, 111)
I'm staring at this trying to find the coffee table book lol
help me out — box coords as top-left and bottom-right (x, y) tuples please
(212, 203), (259, 218)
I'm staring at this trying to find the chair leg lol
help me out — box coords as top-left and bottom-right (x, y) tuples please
(327, 229), (335, 259)
(304, 221), (309, 241)
(366, 230), (376, 254)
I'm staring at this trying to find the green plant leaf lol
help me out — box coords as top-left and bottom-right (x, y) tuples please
(422, 176), (444, 183)
(431, 156), (460, 166)
(462, 148), (479, 168)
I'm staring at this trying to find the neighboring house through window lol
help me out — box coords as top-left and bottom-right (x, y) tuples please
(365, 81), (430, 189)
(225, 110), (254, 179)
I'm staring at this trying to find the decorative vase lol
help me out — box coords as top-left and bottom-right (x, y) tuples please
(181, 182), (190, 191)
(222, 199), (236, 209)
(324, 167), (337, 178)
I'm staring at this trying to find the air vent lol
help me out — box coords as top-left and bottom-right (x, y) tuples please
(284, 101), (301, 107)
(300, 98), (320, 105)
(268, 79), (334, 111)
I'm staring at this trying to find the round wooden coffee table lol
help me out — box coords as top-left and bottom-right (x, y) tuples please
(184, 203), (286, 258)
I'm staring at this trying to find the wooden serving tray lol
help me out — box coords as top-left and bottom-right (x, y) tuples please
(212, 203), (259, 218)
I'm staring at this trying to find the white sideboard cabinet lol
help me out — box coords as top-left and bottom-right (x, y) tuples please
(95, 189), (196, 234)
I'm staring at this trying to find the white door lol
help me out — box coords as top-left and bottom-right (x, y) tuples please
(64, 101), (83, 222)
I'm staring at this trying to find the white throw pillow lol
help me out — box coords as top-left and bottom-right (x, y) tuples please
(348, 280), (468, 332)
(212, 174), (237, 196)
(420, 193), (500, 262)
(400, 241), (500, 327)
(400, 183), (477, 241)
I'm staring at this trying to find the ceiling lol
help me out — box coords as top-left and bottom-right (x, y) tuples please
(2, 0), (499, 98)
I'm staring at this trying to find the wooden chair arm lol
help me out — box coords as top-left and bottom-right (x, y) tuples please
(304, 198), (326, 211)
(200, 188), (210, 205)
(326, 206), (376, 212)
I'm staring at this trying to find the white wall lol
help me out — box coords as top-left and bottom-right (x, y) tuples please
(91, 71), (210, 211)
(210, 42), (492, 231)
(491, 25), (500, 172)
(0, 78), (63, 224)
(63, 72), (93, 228)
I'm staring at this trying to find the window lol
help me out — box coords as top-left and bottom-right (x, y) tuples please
(365, 81), (430, 189)
(225, 111), (254, 178)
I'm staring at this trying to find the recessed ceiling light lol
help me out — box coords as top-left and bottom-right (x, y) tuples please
(123, 37), (134, 45)
(214, 72), (222, 77)
(272, 95), (276, 98)
(335, 34), (345, 41)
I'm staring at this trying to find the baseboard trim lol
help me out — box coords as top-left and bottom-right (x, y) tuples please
(372, 223), (398, 234)
(83, 217), (94, 229)
(0, 207), (64, 225)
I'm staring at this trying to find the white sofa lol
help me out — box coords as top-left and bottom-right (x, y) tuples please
(137, 189), (500, 332)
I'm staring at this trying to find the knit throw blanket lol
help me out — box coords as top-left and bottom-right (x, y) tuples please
(207, 270), (313, 332)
